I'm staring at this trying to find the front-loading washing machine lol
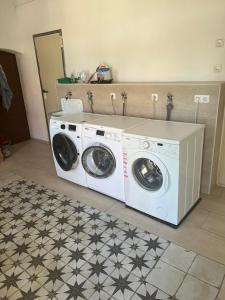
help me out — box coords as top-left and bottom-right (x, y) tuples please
(123, 119), (205, 226)
(49, 112), (105, 186)
(81, 115), (146, 201)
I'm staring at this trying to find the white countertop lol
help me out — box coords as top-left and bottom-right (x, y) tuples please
(124, 119), (205, 142)
(50, 112), (104, 124)
(84, 115), (147, 130)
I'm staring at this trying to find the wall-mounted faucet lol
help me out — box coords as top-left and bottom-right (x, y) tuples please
(166, 93), (174, 121)
(121, 92), (127, 116)
(87, 90), (94, 113)
(65, 91), (72, 100)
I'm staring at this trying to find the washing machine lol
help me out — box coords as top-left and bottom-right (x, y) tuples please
(81, 115), (146, 201)
(123, 119), (205, 226)
(49, 113), (105, 186)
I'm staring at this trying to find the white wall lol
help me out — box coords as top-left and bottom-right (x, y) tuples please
(0, 0), (22, 52)
(16, 0), (225, 140)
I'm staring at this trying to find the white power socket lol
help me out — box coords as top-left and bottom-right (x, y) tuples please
(194, 95), (210, 104)
(152, 94), (159, 102)
(216, 39), (224, 47)
(214, 64), (222, 73)
(110, 93), (116, 100)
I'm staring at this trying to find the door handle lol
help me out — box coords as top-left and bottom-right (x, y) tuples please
(42, 89), (49, 93)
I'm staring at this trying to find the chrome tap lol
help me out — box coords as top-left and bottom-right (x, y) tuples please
(65, 91), (72, 100)
(87, 91), (94, 113)
(166, 93), (174, 121)
(121, 92), (127, 116)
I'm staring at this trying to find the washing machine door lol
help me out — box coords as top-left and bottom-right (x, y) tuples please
(52, 133), (78, 171)
(131, 153), (169, 197)
(82, 144), (116, 178)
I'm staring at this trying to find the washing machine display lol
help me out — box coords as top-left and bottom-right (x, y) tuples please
(53, 133), (78, 171)
(132, 158), (163, 191)
(82, 145), (116, 178)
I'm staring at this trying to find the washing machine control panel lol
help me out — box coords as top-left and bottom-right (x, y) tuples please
(50, 121), (81, 135)
(84, 127), (122, 142)
(140, 140), (179, 158)
(123, 136), (179, 159)
(140, 141), (150, 149)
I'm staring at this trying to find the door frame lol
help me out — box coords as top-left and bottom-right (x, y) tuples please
(33, 29), (66, 139)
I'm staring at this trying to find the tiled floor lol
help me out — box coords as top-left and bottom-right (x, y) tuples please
(0, 178), (225, 300)
(0, 140), (225, 299)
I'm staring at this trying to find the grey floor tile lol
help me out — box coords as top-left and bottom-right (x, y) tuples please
(218, 277), (225, 300)
(161, 243), (196, 272)
(176, 274), (218, 300)
(147, 260), (185, 295)
(189, 255), (225, 287)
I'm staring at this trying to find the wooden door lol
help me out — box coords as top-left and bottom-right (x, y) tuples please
(218, 108), (225, 186)
(0, 51), (30, 144)
(34, 31), (65, 126)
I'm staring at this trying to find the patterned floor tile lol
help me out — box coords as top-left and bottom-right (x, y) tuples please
(1, 178), (224, 300)
(0, 266), (29, 298)
(80, 255), (114, 284)
(103, 267), (141, 299)
(122, 249), (156, 278)
(134, 283), (171, 300)
(57, 274), (95, 299)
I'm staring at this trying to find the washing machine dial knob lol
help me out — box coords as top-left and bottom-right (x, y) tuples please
(142, 141), (150, 149)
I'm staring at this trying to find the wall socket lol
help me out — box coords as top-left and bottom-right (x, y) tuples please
(194, 95), (210, 104)
(214, 64), (222, 72)
(216, 39), (224, 47)
(151, 94), (159, 102)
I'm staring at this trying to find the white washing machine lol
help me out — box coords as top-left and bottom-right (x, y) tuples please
(81, 115), (146, 201)
(50, 113), (105, 186)
(123, 119), (205, 226)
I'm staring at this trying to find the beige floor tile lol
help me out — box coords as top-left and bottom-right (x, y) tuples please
(147, 261), (185, 295)
(218, 278), (225, 300)
(189, 255), (225, 287)
(176, 275), (218, 300)
(202, 213), (225, 238)
(157, 222), (225, 266)
(198, 198), (225, 217)
(161, 243), (196, 272)
(210, 186), (225, 197)
(184, 206), (209, 227)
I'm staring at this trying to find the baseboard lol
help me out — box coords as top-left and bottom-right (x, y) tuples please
(31, 138), (50, 145)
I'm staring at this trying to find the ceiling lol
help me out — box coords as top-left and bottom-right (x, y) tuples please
(11, 0), (36, 7)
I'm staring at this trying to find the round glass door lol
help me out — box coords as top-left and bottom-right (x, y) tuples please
(132, 158), (163, 191)
(82, 145), (116, 178)
(53, 133), (78, 171)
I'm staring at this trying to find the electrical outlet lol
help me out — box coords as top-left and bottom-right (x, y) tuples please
(216, 39), (224, 47)
(110, 92), (116, 100)
(152, 94), (158, 102)
(194, 95), (210, 104)
(214, 64), (222, 72)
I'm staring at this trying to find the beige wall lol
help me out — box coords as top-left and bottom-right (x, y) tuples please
(15, 0), (225, 140)
(57, 82), (224, 194)
(0, 0), (22, 52)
